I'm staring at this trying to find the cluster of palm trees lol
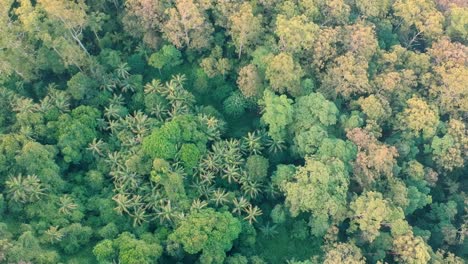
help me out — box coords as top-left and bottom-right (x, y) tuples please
(92, 74), (286, 228)
(5, 174), (44, 203)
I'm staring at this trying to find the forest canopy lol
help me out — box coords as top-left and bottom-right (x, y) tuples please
(0, 0), (467, 263)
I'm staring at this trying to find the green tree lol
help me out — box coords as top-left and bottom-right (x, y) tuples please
(228, 3), (262, 58)
(142, 115), (208, 161)
(284, 157), (349, 236)
(246, 155), (269, 182)
(349, 191), (404, 242)
(323, 242), (366, 263)
(259, 90), (294, 142)
(446, 7), (468, 43)
(275, 15), (318, 54)
(393, 234), (431, 264)
(55, 105), (100, 163)
(169, 208), (241, 264)
(397, 97), (439, 139)
(265, 53), (304, 96)
(148, 45), (183, 72)
(321, 53), (371, 99)
(94, 232), (163, 264)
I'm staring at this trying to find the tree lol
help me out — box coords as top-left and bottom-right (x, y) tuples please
(323, 242), (366, 264)
(15, 141), (62, 189)
(275, 15), (318, 54)
(311, 27), (339, 71)
(393, 234), (431, 264)
(228, 3), (262, 58)
(59, 223), (93, 254)
(393, 0), (444, 44)
(169, 208), (241, 264)
(284, 157), (349, 236)
(349, 191), (403, 242)
(315, 0), (350, 25)
(431, 65), (468, 117)
(397, 97), (439, 139)
(446, 7), (468, 43)
(163, 0), (213, 50)
(223, 91), (247, 118)
(148, 45), (183, 72)
(342, 21), (378, 60)
(260, 90), (294, 143)
(38, 0), (90, 52)
(0, 0), (37, 80)
(245, 155), (269, 182)
(67, 72), (98, 101)
(179, 143), (201, 171)
(347, 128), (399, 188)
(290, 92), (339, 156)
(431, 119), (467, 171)
(355, 0), (391, 17)
(55, 105), (100, 163)
(123, 0), (167, 47)
(265, 53), (304, 96)
(94, 232), (163, 264)
(237, 64), (264, 99)
(321, 53), (371, 99)
(357, 95), (392, 126)
(142, 115), (208, 161)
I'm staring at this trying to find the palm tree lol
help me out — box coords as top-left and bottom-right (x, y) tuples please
(12, 98), (37, 114)
(191, 180), (214, 199)
(264, 182), (280, 199)
(231, 197), (249, 216)
(106, 119), (121, 134)
(135, 43), (150, 58)
(173, 74), (187, 87)
(148, 102), (168, 121)
(58, 195), (78, 215)
(120, 79), (135, 93)
(44, 226), (63, 243)
(125, 111), (150, 136)
(200, 153), (221, 174)
(112, 193), (132, 215)
(198, 170), (216, 185)
(144, 79), (164, 94)
(190, 199), (208, 212)
(49, 89), (70, 113)
(155, 200), (179, 226)
(87, 138), (106, 156)
(259, 222), (279, 237)
(106, 151), (123, 170)
(144, 188), (163, 212)
(116, 62), (130, 79)
(5, 174), (44, 203)
(131, 206), (148, 227)
(266, 138), (286, 153)
(241, 179), (262, 200)
(224, 139), (244, 166)
(109, 93), (125, 106)
(104, 104), (121, 119)
(210, 188), (230, 207)
(242, 131), (264, 155)
(244, 205), (263, 224)
(101, 77), (117, 92)
(222, 164), (241, 184)
(199, 114), (223, 141)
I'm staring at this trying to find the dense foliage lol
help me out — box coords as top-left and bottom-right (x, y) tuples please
(0, 0), (467, 263)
